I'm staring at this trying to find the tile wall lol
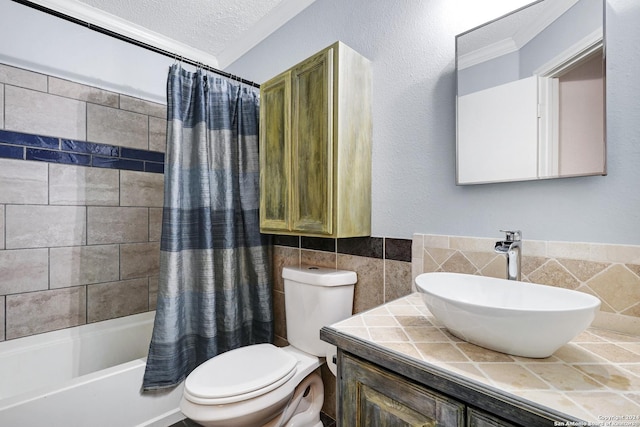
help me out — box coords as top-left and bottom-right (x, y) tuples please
(271, 234), (414, 418)
(412, 233), (640, 323)
(0, 63), (166, 341)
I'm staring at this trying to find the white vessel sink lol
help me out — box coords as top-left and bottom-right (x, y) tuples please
(415, 272), (601, 358)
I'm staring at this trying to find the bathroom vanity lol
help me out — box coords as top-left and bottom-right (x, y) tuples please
(321, 293), (640, 426)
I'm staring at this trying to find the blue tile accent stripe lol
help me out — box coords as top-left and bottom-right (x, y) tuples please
(0, 130), (164, 173)
(0, 129), (59, 149)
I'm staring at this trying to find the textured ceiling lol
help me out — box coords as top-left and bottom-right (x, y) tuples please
(73, 0), (298, 66)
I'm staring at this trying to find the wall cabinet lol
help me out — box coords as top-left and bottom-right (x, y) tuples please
(259, 42), (372, 237)
(339, 353), (521, 427)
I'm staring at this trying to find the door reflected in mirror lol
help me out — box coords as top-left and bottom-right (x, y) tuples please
(456, 0), (605, 185)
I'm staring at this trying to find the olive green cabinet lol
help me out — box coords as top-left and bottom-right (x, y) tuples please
(340, 353), (465, 427)
(259, 42), (372, 237)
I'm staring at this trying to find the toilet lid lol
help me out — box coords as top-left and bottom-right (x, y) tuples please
(185, 343), (297, 402)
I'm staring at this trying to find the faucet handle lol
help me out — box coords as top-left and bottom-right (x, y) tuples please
(500, 230), (521, 241)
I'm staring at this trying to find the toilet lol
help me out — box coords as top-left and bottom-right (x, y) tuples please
(180, 266), (357, 427)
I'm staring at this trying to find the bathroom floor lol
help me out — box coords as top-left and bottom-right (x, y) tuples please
(169, 412), (336, 427)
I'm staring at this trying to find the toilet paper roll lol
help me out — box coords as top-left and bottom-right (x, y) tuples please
(325, 345), (338, 376)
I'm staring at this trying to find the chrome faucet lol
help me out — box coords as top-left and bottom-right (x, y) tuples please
(494, 230), (522, 281)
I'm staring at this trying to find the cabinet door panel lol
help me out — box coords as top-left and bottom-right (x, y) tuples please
(467, 408), (518, 427)
(260, 72), (291, 231)
(340, 353), (464, 427)
(291, 48), (333, 234)
(361, 385), (436, 427)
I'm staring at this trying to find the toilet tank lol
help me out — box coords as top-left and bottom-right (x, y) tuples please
(283, 266), (356, 356)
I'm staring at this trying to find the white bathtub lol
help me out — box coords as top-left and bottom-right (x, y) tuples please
(0, 311), (185, 426)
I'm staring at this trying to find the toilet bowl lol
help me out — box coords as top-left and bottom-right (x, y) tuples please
(180, 266), (357, 427)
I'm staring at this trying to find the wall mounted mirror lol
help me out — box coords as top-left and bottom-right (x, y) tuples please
(456, 0), (605, 185)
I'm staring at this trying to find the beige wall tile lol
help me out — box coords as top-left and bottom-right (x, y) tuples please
(50, 245), (119, 288)
(0, 64), (47, 91)
(425, 247), (455, 265)
(120, 170), (164, 207)
(450, 236), (496, 252)
(149, 208), (163, 242)
(119, 95), (166, 118)
(422, 234), (450, 249)
(87, 278), (149, 323)
(588, 265), (640, 312)
(547, 241), (592, 261)
(4, 86), (86, 140)
(6, 286), (87, 339)
(49, 164), (119, 206)
(87, 103), (148, 149)
(0, 295), (4, 341)
(441, 251), (476, 274)
(0, 83), (4, 129)
(120, 242), (160, 280)
(48, 77), (119, 107)
(590, 243), (640, 264)
(273, 246), (300, 292)
(337, 254), (383, 314)
(411, 257), (423, 285)
(0, 248), (48, 295)
(522, 239), (547, 258)
(411, 234), (423, 259)
(301, 249), (336, 269)
(0, 158), (48, 204)
(385, 260), (412, 302)
(149, 116), (167, 153)
(273, 288), (287, 341)
(0, 205), (4, 250)
(527, 260), (580, 289)
(149, 276), (158, 310)
(87, 207), (148, 244)
(6, 205), (86, 249)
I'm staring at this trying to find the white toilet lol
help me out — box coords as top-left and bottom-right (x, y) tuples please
(180, 266), (357, 427)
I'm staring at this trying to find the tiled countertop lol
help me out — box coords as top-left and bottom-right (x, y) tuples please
(324, 293), (640, 424)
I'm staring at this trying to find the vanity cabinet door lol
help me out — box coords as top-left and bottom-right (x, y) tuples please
(340, 353), (464, 427)
(467, 408), (518, 427)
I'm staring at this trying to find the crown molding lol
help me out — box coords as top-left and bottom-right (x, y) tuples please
(458, 38), (518, 70)
(22, 0), (221, 68)
(458, 0), (580, 70)
(216, 0), (316, 69)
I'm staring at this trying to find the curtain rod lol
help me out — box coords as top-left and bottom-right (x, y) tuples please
(11, 0), (261, 88)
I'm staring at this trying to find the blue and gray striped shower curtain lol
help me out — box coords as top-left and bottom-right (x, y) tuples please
(143, 65), (273, 390)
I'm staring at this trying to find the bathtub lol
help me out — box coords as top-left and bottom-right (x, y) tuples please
(0, 311), (185, 426)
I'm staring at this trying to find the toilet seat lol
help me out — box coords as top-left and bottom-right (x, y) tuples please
(183, 344), (298, 405)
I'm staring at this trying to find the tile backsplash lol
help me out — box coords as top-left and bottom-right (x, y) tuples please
(412, 233), (640, 326)
(0, 62), (166, 341)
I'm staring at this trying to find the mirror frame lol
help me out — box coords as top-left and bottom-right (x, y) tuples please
(455, 0), (606, 185)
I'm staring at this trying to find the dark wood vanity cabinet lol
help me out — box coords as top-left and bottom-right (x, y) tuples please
(467, 408), (518, 427)
(338, 352), (519, 427)
(340, 352), (464, 426)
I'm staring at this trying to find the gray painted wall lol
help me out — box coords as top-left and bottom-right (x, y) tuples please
(2, 0), (638, 245)
(0, 0), (172, 103)
(227, 0), (640, 245)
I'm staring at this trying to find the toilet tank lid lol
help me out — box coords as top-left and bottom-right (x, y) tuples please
(282, 266), (357, 286)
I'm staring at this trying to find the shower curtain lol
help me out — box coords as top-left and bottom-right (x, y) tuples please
(143, 65), (273, 391)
